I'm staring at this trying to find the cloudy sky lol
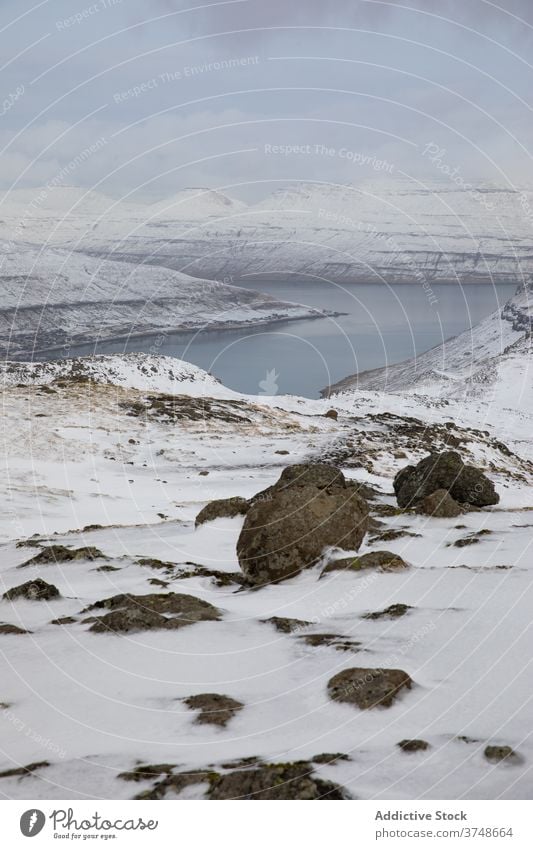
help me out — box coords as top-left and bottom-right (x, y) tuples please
(1, 0), (532, 201)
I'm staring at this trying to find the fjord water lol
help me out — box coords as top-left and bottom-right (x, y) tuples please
(65, 280), (516, 398)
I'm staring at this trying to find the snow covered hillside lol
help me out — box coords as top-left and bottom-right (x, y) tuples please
(2, 180), (531, 286)
(0, 241), (330, 359)
(0, 353), (531, 800)
(1, 180), (532, 285)
(327, 282), (533, 457)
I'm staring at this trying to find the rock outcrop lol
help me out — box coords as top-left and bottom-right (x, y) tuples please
(394, 451), (499, 508)
(237, 464), (368, 585)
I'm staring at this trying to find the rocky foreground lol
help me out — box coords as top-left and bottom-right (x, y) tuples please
(0, 353), (531, 800)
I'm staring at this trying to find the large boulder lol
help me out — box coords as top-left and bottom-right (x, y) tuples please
(237, 464), (369, 585)
(394, 451), (499, 509)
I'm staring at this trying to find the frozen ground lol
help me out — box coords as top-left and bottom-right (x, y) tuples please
(0, 352), (531, 800)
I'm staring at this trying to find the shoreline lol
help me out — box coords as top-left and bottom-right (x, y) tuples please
(11, 308), (342, 362)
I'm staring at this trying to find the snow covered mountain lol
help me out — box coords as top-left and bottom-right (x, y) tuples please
(1, 179), (531, 286)
(0, 351), (531, 800)
(0, 241), (331, 359)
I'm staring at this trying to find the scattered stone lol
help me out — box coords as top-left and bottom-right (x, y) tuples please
(183, 693), (244, 727)
(398, 739), (430, 753)
(394, 451), (499, 508)
(175, 565), (246, 587)
(369, 529), (421, 543)
(328, 667), (413, 710)
(453, 530), (493, 548)
(199, 470), (209, 476)
(148, 578), (169, 588)
(311, 752), (350, 765)
(16, 536), (44, 549)
(21, 545), (105, 566)
(238, 464), (368, 585)
(0, 623), (31, 634)
(134, 769), (211, 800)
(208, 762), (350, 800)
(50, 616), (77, 625)
(94, 565), (120, 573)
(322, 551), (409, 576)
(363, 603), (412, 620)
(137, 558), (176, 570)
(324, 409), (338, 420)
(83, 592), (221, 634)
(299, 633), (361, 652)
(275, 449), (290, 455)
(3, 579), (60, 602)
(484, 745), (520, 764)
(118, 763), (176, 782)
(261, 616), (312, 633)
(195, 497), (249, 527)
(417, 489), (462, 518)
(0, 761), (49, 779)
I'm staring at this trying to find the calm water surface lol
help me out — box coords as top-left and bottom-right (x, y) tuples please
(57, 280), (516, 398)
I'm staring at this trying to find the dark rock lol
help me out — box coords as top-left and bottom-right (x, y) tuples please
(262, 616), (312, 633)
(369, 529), (421, 543)
(3, 579), (60, 602)
(484, 745), (519, 763)
(328, 667), (413, 709)
(394, 451), (499, 508)
(0, 760), (49, 779)
(183, 693), (244, 727)
(208, 762), (350, 800)
(324, 409), (338, 420)
(22, 545), (105, 566)
(94, 565), (120, 573)
(299, 633), (361, 652)
(195, 497), (248, 527)
(134, 769), (211, 800)
(137, 557), (176, 570)
(322, 551), (409, 576)
(84, 592), (221, 633)
(50, 616), (77, 625)
(177, 566), (246, 588)
(238, 464), (368, 585)
(311, 752), (350, 765)
(363, 603), (412, 620)
(417, 489), (462, 518)
(0, 623), (32, 634)
(87, 607), (183, 634)
(398, 739), (430, 753)
(453, 529), (493, 548)
(118, 763), (176, 782)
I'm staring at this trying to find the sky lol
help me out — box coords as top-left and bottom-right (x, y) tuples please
(1, 0), (533, 202)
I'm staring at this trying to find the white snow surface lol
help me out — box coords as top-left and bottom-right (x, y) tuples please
(0, 351), (531, 800)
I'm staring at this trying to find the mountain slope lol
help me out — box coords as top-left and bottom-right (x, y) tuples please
(1, 179), (531, 285)
(0, 352), (531, 800)
(0, 242), (331, 358)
